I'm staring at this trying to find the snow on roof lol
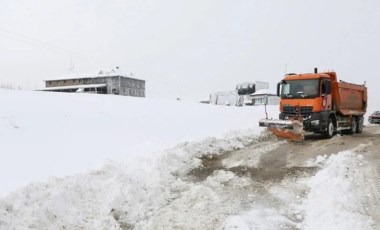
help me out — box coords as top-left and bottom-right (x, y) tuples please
(212, 91), (238, 96)
(236, 82), (254, 87)
(250, 89), (276, 96)
(236, 81), (269, 88)
(40, 83), (107, 91)
(45, 68), (134, 81)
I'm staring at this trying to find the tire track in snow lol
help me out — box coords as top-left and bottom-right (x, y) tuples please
(149, 131), (320, 229)
(144, 132), (285, 229)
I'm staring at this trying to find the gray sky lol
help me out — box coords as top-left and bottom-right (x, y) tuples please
(1, 0), (380, 110)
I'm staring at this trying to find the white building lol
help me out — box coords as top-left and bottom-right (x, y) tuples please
(209, 81), (270, 106)
(250, 89), (280, 106)
(209, 91), (239, 106)
(236, 81), (269, 106)
(41, 68), (145, 97)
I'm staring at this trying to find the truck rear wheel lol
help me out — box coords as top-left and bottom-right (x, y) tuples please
(356, 116), (363, 133)
(324, 118), (334, 138)
(348, 117), (357, 134)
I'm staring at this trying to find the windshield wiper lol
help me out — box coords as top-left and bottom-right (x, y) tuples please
(284, 94), (294, 98)
(296, 91), (309, 98)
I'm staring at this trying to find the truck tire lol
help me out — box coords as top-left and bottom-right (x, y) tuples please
(356, 116), (363, 133)
(324, 118), (334, 138)
(348, 117), (357, 134)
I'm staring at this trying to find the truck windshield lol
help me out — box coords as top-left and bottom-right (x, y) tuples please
(281, 79), (319, 99)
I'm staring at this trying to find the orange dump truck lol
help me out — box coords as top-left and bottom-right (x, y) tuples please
(259, 68), (367, 140)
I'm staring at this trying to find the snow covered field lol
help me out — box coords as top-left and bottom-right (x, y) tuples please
(0, 89), (278, 197)
(0, 89), (379, 229)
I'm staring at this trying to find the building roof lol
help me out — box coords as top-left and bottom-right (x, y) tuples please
(236, 82), (255, 88)
(250, 89), (277, 96)
(44, 68), (143, 81)
(41, 83), (107, 91)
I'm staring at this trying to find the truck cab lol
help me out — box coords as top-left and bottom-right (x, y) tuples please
(277, 72), (333, 133)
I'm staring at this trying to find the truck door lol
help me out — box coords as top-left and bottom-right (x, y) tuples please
(321, 79), (332, 110)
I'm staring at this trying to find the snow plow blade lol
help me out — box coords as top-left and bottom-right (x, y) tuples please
(259, 119), (304, 142)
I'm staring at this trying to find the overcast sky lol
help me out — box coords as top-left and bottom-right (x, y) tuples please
(1, 0), (380, 109)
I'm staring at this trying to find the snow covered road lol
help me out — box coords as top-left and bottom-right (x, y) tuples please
(224, 126), (380, 230)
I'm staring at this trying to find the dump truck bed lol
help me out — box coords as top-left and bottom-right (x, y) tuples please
(332, 81), (367, 115)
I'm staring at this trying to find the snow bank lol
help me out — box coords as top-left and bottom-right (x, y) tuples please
(225, 206), (297, 230)
(224, 144), (377, 230)
(0, 127), (273, 229)
(303, 144), (376, 230)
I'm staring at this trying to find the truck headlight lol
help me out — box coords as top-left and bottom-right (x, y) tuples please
(311, 120), (320, 126)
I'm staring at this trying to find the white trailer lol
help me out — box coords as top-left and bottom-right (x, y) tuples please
(209, 91), (239, 106)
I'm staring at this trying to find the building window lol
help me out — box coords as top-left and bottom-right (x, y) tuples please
(112, 89), (119, 95)
(255, 98), (266, 105)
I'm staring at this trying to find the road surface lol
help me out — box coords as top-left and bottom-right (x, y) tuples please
(176, 125), (380, 229)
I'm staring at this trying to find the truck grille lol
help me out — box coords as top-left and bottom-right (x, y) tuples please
(283, 106), (313, 115)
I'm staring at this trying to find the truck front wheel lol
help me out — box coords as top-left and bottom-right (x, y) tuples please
(324, 118), (334, 138)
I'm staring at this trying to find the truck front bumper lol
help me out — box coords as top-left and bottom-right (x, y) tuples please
(279, 111), (330, 133)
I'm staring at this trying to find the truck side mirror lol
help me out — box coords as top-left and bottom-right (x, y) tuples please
(277, 80), (287, 96)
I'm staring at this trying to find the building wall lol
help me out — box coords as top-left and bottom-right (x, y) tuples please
(252, 95), (280, 105)
(209, 91), (239, 106)
(46, 78), (94, 87)
(45, 76), (145, 97)
(103, 76), (145, 97)
(120, 77), (145, 97)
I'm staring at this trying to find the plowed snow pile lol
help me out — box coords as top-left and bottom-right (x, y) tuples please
(302, 145), (377, 230)
(225, 144), (377, 230)
(0, 130), (274, 229)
